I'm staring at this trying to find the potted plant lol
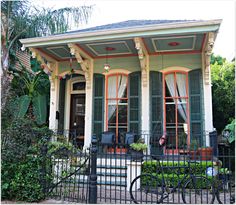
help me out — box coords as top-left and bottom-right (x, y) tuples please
(189, 139), (198, 160)
(130, 138), (148, 161)
(198, 146), (213, 160)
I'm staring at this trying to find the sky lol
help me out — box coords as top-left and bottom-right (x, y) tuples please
(32, 0), (235, 61)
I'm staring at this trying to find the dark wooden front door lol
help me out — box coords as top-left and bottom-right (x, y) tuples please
(70, 94), (85, 147)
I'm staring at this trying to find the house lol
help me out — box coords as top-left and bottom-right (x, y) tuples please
(20, 19), (222, 154)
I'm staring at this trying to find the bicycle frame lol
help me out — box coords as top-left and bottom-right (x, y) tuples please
(156, 159), (197, 202)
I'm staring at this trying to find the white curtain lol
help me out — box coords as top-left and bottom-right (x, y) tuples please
(108, 76), (117, 121)
(165, 73), (187, 122)
(176, 73), (187, 122)
(117, 75), (127, 100)
(107, 75), (127, 122)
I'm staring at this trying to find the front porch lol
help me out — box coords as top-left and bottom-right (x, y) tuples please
(20, 20), (222, 152)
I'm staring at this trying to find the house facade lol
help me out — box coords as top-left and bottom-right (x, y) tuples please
(20, 19), (221, 154)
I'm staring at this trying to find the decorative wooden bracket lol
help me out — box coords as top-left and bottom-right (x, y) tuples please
(29, 48), (56, 74)
(68, 43), (92, 89)
(204, 32), (215, 85)
(134, 37), (149, 87)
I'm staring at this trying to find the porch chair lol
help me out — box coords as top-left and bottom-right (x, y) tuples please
(101, 131), (116, 153)
(125, 132), (136, 153)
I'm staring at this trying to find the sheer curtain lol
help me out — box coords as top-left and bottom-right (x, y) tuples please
(117, 75), (127, 101)
(108, 76), (117, 121)
(176, 73), (187, 122)
(165, 73), (187, 122)
(108, 75), (127, 122)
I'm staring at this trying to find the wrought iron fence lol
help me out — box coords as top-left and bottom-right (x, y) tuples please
(41, 133), (235, 204)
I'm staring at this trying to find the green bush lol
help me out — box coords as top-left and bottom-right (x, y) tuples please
(2, 154), (45, 202)
(142, 160), (214, 188)
(1, 118), (53, 202)
(142, 160), (214, 175)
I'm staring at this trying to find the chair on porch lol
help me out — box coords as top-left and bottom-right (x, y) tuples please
(124, 132), (136, 154)
(101, 131), (116, 153)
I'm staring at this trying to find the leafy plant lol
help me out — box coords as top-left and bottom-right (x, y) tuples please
(211, 57), (235, 133)
(11, 69), (50, 125)
(130, 142), (148, 151)
(222, 119), (235, 144)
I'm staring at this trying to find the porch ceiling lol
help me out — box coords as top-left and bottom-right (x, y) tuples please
(35, 33), (206, 61)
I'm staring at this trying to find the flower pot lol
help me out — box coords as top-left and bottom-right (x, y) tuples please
(189, 150), (198, 160)
(130, 150), (144, 161)
(198, 147), (213, 160)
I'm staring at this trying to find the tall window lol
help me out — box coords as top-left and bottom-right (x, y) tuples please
(106, 74), (128, 142)
(164, 71), (189, 151)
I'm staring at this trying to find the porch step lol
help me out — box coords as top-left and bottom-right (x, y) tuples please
(63, 178), (127, 187)
(97, 172), (127, 177)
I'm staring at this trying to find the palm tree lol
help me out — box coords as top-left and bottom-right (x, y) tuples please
(1, 0), (93, 109)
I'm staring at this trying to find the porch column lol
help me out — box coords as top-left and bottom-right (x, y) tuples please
(202, 32), (215, 146)
(84, 61), (94, 149)
(49, 64), (60, 130)
(68, 43), (94, 149)
(141, 66), (150, 151)
(134, 37), (150, 154)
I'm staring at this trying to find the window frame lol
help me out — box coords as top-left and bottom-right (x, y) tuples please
(105, 73), (129, 141)
(163, 70), (190, 153)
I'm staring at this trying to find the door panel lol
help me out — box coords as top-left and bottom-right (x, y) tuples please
(70, 94), (85, 147)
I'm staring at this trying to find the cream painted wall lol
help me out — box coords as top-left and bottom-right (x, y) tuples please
(150, 53), (202, 70)
(94, 56), (140, 73)
(58, 61), (82, 74)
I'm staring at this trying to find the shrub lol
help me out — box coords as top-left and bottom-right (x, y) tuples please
(1, 119), (53, 202)
(2, 154), (45, 202)
(142, 160), (214, 175)
(142, 160), (214, 188)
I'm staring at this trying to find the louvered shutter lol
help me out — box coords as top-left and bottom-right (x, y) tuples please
(128, 71), (141, 133)
(92, 74), (105, 141)
(150, 71), (163, 155)
(189, 69), (203, 145)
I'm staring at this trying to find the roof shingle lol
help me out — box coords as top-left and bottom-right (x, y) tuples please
(66, 19), (198, 34)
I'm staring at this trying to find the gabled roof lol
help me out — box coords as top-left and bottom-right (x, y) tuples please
(66, 19), (198, 34)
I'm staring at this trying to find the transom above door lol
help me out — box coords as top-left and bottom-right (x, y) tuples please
(106, 73), (128, 143)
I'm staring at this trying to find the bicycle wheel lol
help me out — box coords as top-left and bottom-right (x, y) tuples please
(182, 176), (215, 204)
(216, 180), (235, 204)
(129, 174), (164, 204)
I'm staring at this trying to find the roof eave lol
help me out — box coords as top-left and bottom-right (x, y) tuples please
(20, 19), (222, 48)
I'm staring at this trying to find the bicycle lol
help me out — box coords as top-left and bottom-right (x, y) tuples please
(129, 158), (215, 204)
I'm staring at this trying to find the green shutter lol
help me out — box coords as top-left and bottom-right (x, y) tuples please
(93, 73), (105, 140)
(150, 71), (163, 135)
(128, 71), (141, 133)
(58, 79), (66, 130)
(189, 69), (203, 145)
(150, 71), (163, 155)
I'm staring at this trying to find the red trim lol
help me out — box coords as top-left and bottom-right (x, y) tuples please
(105, 73), (129, 143)
(200, 33), (206, 52)
(76, 44), (94, 58)
(163, 71), (190, 153)
(37, 48), (60, 61)
(94, 53), (138, 59)
(150, 50), (201, 56)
